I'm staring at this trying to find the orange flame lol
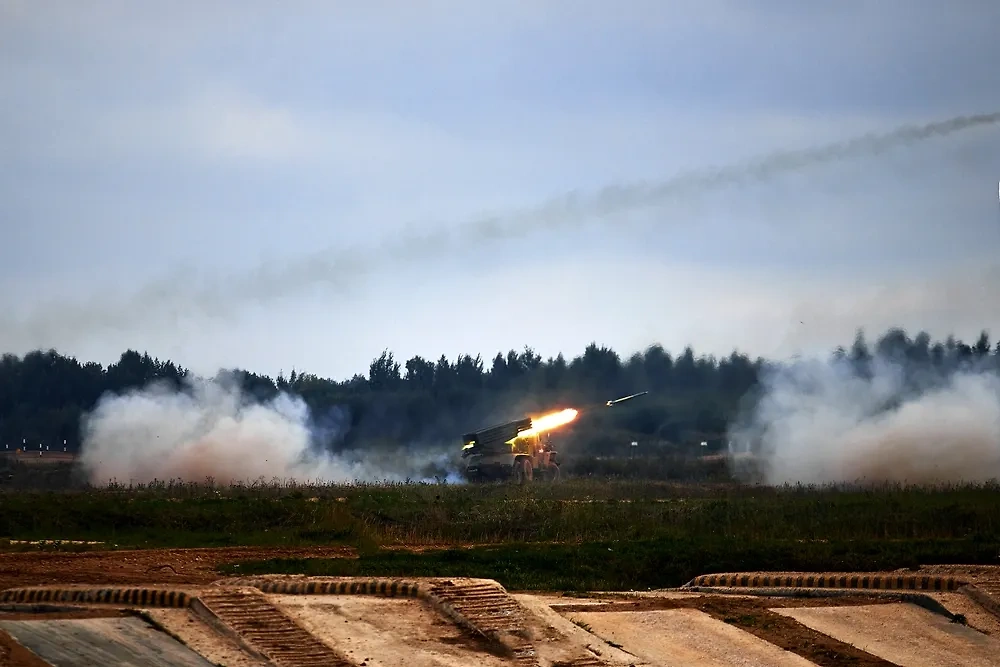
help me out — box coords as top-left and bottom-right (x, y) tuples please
(520, 408), (579, 437)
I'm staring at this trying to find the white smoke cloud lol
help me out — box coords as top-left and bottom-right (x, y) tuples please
(78, 374), (462, 486)
(729, 355), (1000, 485)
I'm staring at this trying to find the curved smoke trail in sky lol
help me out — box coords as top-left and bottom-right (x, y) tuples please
(3, 110), (999, 346)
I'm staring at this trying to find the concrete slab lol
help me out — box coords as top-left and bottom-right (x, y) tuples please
(0, 616), (215, 667)
(269, 594), (513, 667)
(775, 602), (1000, 667)
(570, 608), (817, 667)
(514, 593), (638, 666)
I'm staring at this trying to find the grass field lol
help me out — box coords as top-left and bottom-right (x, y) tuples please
(2, 478), (999, 591)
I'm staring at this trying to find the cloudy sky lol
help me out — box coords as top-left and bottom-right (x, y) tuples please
(2, 1), (999, 380)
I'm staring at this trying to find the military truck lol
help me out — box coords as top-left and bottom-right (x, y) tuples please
(460, 417), (561, 484)
(460, 393), (649, 484)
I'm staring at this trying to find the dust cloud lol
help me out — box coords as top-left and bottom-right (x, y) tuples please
(728, 355), (1000, 486)
(3, 110), (998, 349)
(78, 374), (462, 486)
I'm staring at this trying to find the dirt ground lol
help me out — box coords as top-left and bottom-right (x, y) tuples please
(552, 594), (926, 666)
(272, 594), (513, 667)
(777, 603), (1000, 667)
(144, 608), (270, 667)
(0, 546), (353, 589)
(572, 608), (817, 667)
(908, 565), (1000, 581)
(0, 630), (48, 667)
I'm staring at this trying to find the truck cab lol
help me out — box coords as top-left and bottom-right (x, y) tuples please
(461, 418), (560, 484)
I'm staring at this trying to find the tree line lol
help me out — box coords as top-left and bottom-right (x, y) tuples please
(0, 327), (997, 456)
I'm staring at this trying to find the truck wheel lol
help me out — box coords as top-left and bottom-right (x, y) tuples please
(547, 463), (561, 483)
(515, 458), (532, 485)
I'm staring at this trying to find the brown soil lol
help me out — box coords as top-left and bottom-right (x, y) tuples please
(911, 565), (1000, 595)
(0, 452), (75, 466)
(777, 603), (1000, 667)
(0, 609), (126, 622)
(0, 629), (50, 667)
(555, 594), (907, 666)
(0, 546), (353, 589)
(909, 565), (1000, 581)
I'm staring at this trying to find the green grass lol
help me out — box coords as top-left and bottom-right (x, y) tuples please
(0, 484), (362, 548)
(2, 478), (999, 554)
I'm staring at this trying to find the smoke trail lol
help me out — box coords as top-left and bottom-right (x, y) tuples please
(727, 354), (1000, 486)
(3, 110), (998, 349)
(473, 110), (1000, 238)
(78, 374), (463, 486)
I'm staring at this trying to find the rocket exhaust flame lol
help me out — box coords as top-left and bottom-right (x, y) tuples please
(520, 408), (579, 437)
(515, 391), (648, 439)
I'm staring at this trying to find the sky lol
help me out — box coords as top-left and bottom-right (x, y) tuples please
(2, 0), (999, 381)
